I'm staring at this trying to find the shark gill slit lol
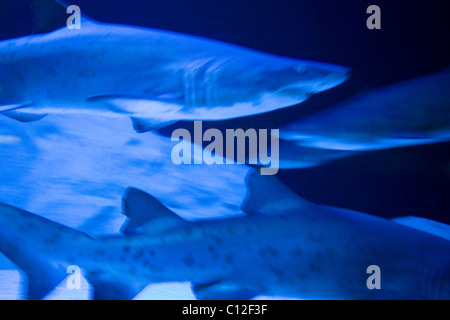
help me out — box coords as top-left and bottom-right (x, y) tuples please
(183, 59), (216, 107)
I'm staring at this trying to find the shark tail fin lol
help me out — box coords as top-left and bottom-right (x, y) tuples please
(0, 203), (92, 299)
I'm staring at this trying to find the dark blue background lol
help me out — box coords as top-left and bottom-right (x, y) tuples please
(1, 0), (449, 223)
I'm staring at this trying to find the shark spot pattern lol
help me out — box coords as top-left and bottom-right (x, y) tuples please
(258, 245), (279, 259)
(225, 253), (234, 265)
(133, 248), (144, 261)
(183, 254), (195, 267)
(289, 247), (304, 258)
(271, 267), (286, 282)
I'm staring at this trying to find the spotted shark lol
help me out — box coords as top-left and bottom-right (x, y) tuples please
(0, 170), (449, 300)
(279, 68), (450, 151)
(0, 0), (349, 133)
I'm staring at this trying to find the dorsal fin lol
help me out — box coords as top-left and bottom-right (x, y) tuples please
(121, 188), (187, 235)
(392, 216), (450, 241)
(241, 169), (310, 215)
(32, 0), (95, 34)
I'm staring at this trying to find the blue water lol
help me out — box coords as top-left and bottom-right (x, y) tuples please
(0, 0), (449, 300)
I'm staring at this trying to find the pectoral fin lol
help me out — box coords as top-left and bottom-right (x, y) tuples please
(87, 93), (182, 132)
(1, 102), (48, 122)
(192, 280), (261, 300)
(89, 277), (146, 300)
(26, 259), (68, 300)
(0, 101), (33, 113)
(2, 109), (48, 122)
(86, 93), (182, 114)
(130, 117), (176, 133)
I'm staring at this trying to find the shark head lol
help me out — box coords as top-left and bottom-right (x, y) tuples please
(279, 68), (450, 151)
(279, 114), (387, 151)
(274, 60), (351, 95)
(208, 55), (350, 114)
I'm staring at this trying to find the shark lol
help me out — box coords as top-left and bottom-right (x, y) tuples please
(0, 0), (350, 133)
(278, 68), (450, 151)
(0, 170), (448, 300)
(250, 139), (356, 169)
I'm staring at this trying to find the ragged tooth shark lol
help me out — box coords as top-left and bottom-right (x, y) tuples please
(0, 0), (350, 133)
(249, 138), (356, 169)
(0, 170), (449, 300)
(278, 68), (450, 151)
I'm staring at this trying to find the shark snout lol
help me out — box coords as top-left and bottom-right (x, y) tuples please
(316, 67), (351, 92)
(278, 119), (321, 141)
(296, 61), (351, 93)
(272, 61), (351, 100)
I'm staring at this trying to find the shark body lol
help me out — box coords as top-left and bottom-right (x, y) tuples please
(0, 0), (349, 132)
(0, 170), (448, 300)
(279, 68), (450, 151)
